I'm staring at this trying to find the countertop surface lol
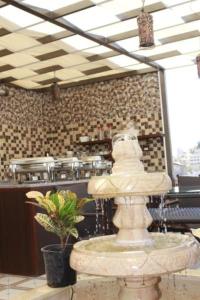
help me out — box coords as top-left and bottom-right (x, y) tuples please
(0, 179), (89, 189)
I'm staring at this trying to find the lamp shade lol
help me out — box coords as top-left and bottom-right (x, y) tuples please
(51, 82), (60, 100)
(196, 55), (200, 78)
(137, 11), (154, 48)
(0, 85), (9, 96)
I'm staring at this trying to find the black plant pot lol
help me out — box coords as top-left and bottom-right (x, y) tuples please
(41, 244), (76, 288)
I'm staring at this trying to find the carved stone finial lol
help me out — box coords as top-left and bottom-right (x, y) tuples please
(120, 121), (139, 138)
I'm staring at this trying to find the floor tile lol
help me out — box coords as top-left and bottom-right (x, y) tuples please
(0, 276), (25, 286)
(17, 279), (46, 289)
(0, 288), (26, 299)
(39, 274), (46, 279)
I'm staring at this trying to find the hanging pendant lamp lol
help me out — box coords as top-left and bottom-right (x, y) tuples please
(51, 82), (60, 100)
(196, 55), (200, 78)
(51, 71), (60, 100)
(137, 0), (154, 48)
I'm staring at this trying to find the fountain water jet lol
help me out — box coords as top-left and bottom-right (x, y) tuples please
(70, 124), (199, 300)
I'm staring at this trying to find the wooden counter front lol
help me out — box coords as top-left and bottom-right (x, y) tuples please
(0, 180), (89, 276)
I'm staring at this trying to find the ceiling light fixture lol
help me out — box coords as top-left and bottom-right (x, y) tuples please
(196, 36), (200, 78)
(196, 55), (200, 78)
(137, 0), (155, 48)
(51, 72), (60, 101)
(0, 86), (9, 96)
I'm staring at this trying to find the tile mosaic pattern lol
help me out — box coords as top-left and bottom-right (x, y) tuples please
(0, 124), (45, 179)
(43, 73), (166, 172)
(43, 73), (161, 125)
(0, 273), (46, 300)
(0, 72), (166, 180)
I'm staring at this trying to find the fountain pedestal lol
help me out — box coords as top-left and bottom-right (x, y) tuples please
(113, 196), (153, 246)
(118, 277), (160, 300)
(70, 124), (200, 300)
(114, 196), (160, 299)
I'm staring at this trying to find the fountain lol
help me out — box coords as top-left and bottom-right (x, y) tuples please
(70, 124), (200, 300)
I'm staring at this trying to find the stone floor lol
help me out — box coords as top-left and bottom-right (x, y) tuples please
(0, 262), (200, 300)
(0, 273), (47, 299)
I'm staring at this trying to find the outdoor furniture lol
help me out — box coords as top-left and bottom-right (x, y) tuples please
(149, 207), (200, 233)
(177, 175), (200, 187)
(166, 186), (200, 207)
(150, 207), (200, 223)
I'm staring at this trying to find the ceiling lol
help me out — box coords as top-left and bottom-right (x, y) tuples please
(0, 0), (199, 89)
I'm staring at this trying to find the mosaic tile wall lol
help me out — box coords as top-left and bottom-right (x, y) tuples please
(0, 86), (46, 179)
(0, 72), (166, 180)
(43, 72), (166, 172)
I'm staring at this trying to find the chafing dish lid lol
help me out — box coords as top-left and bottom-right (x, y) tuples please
(10, 157), (55, 165)
(83, 156), (102, 162)
(56, 157), (79, 163)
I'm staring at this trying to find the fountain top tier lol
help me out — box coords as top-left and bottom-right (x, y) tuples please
(88, 123), (171, 198)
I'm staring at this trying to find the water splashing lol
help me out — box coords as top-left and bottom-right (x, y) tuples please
(95, 199), (101, 235)
(159, 194), (168, 233)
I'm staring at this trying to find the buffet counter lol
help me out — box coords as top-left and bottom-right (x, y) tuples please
(0, 180), (91, 276)
(0, 179), (88, 189)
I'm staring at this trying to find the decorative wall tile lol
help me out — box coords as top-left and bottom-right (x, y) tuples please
(0, 72), (166, 180)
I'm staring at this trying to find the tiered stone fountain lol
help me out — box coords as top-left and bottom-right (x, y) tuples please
(70, 124), (199, 300)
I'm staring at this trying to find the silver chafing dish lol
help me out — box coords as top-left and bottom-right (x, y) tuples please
(8, 155), (112, 183)
(53, 157), (82, 181)
(80, 156), (112, 178)
(9, 157), (55, 183)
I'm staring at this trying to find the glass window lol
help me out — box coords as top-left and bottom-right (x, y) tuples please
(165, 65), (200, 177)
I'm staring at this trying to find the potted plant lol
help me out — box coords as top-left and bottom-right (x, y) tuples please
(26, 189), (92, 287)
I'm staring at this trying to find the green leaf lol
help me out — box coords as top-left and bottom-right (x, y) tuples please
(26, 191), (44, 199)
(77, 197), (93, 209)
(26, 189), (92, 244)
(43, 198), (57, 213)
(49, 193), (60, 209)
(35, 213), (56, 234)
(75, 216), (84, 223)
(68, 227), (78, 239)
(60, 199), (76, 219)
(58, 193), (65, 210)
(26, 201), (42, 208)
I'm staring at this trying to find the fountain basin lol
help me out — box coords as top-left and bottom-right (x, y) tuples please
(88, 173), (171, 197)
(70, 233), (199, 277)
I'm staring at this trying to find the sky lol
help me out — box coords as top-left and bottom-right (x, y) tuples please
(165, 64), (200, 157)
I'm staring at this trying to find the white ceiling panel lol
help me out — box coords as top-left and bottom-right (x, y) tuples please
(63, 6), (119, 31)
(0, 0), (198, 89)
(0, 68), (37, 79)
(23, 0), (84, 11)
(0, 33), (40, 51)
(12, 79), (41, 89)
(61, 35), (98, 51)
(0, 5), (42, 28)
(0, 53), (38, 67)
(56, 68), (83, 80)
(107, 55), (139, 68)
(156, 55), (193, 68)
